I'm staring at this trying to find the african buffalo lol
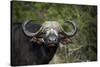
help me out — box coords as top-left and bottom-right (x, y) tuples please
(11, 20), (77, 66)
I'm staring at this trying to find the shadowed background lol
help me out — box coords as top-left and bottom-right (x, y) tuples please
(11, 1), (97, 64)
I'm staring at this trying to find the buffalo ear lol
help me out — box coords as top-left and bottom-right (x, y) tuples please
(59, 34), (65, 39)
(60, 38), (72, 45)
(37, 34), (44, 38)
(30, 37), (37, 43)
(59, 32), (68, 39)
(36, 32), (45, 38)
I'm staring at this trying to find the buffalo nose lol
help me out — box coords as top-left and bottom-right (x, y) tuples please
(48, 37), (57, 43)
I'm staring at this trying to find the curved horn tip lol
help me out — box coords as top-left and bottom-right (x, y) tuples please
(62, 20), (77, 37)
(22, 20), (42, 37)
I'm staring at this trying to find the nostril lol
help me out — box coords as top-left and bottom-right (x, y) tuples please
(54, 39), (56, 42)
(48, 39), (51, 42)
(55, 39), (57, 41)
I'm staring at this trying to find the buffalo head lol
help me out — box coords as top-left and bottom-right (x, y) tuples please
(22, 20), (77, 47)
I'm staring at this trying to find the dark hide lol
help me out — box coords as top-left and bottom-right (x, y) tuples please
(11, 23), (58, 66)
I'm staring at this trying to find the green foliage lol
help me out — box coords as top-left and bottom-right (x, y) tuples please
(11, 1), (97, 63)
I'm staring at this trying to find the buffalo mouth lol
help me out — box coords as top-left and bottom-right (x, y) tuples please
(48, 44), (55, 47)
(47, 43), (59, 47)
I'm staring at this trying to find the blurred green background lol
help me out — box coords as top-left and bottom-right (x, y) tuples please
(11, 1), (97, 63)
